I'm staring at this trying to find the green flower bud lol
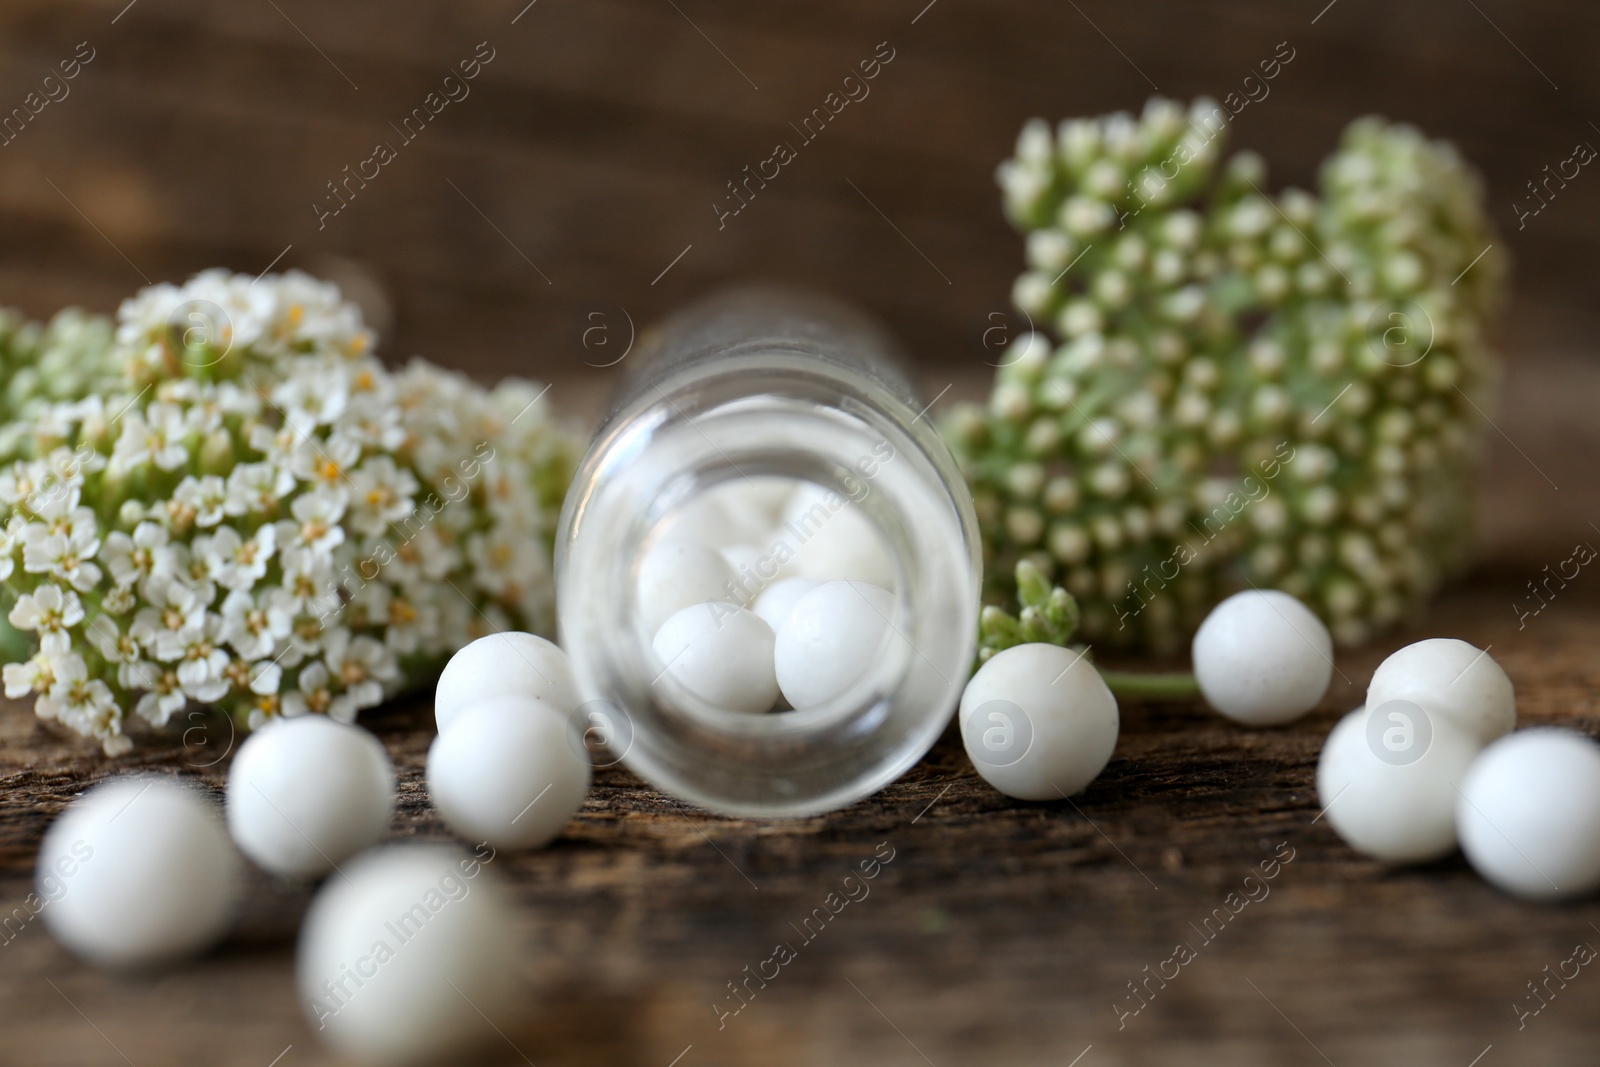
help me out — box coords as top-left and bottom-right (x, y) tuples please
(949, 101), (1500, 648)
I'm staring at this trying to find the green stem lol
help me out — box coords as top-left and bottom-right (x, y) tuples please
(1099, 669), (1201, 700)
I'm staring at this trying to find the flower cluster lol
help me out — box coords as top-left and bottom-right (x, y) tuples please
(0, 307), (118, 431)
(976, 559), (1080, 665)
(947, 99), (1503, 651)
(0, 269), (579, 753)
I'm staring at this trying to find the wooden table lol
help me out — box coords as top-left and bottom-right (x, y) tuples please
(1, 357), (1598, 1067)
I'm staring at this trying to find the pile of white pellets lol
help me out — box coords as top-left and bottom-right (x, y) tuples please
(38, 631), (592, 1063)
(964, 588), (1600, 903)
(639, 478), (904, 714)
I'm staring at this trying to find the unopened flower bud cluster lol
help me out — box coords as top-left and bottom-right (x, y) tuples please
(947, 98), (1503, 651)
(976, 559), (1080, 665)
(0, 269), (579, 754)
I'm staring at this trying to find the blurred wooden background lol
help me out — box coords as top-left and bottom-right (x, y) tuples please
(0, 0), (1596, 388)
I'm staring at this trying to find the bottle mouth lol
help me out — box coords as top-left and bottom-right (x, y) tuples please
(557, 351), (980, 817)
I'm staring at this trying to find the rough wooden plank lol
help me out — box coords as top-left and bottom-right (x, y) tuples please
(1, 576), (1598, 1066)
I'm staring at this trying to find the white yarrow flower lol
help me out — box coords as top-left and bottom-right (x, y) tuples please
(347, 456), (419, 537)
(173, 475), (229, 528)
(224, 461), (294, 516)
(3, 642), (83, 700)
(219, 587), (294, 661)
(0, 267), (573, 752)
(130, 576), (205, 661)
(127, 664), (186, 727)
(194, 523), (276, 591)
(282, 661), (333, 718)
(174, 615), (230, 703)
(8, 582), (85, 636)
(101, 521), (176, 587)
(276, 486), (347, 557)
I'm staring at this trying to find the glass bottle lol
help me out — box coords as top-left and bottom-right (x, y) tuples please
(556, 288), (980, 817)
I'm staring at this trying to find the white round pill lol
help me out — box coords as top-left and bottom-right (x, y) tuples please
(39, 776), (240, 967)
(958, 643), (1119, 800)
(1316, 702), (1481, 864)
(781, 484), (897, 588)
(1457, 728), (1600, 902)
(657, 494), (735, 548)
(1366, 637), (1514, 745)
(652, 601), (779, 713)
(298, 844), (520, 1063)
(427, 696), (591, 850)
(752, 577), (822, 634)
(774, 581), (901, 710)
(227, 716), (394, 878)
(1193, 589), (1334, 726)
(794, 506), (895, 588)
(435, 632), (579, 735)
(661, 486), (772, 549)
(780, 482), (839, 526)
(636, 539), (736, 634)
